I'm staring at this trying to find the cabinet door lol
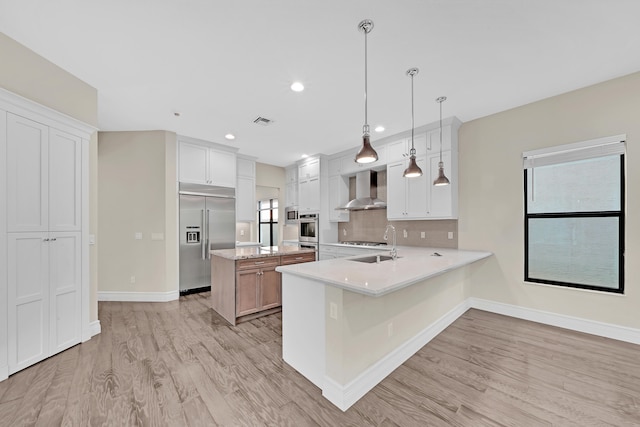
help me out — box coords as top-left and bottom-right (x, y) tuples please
(209, 149), (236, 188)
(8, 233), (49, 374)
(236, 176), (256, 222)
(48, 128), (81, 231)
(428, 151), (453, 218)
(406, 156), (428, 218)
(49, 232), (81, 353)
(285, 182), (298, 207)
(306, 177), (320, 212)
(7, 114), (48, 232)
(236, 269), (260, 316)
(328, 175), (349, 222)
(260, 267), (281, 310)
(386, 138), (408, 162)
(328, 158), (341, 176)
(298, 158), (319, 180)
(386, 161), (407, 219)
(178, 142), (208, 185)
(285, 166), (298, 183)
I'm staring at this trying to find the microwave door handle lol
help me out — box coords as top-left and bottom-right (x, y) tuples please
(201, 209), (206, 260)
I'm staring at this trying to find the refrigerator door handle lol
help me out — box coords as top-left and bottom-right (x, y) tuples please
(201, 209), (206, 260)
(206, 209), (211, 259)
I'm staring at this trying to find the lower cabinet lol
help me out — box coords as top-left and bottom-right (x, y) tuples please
(211, 251), (315, 325)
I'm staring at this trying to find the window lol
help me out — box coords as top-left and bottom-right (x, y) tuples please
(258, 199), (278, 247)
(523, 135), (625, 293)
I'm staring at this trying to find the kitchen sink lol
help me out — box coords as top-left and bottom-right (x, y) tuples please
(349, 255), (397, 263)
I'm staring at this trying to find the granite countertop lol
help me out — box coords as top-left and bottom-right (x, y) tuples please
(211, 245), (316, 260)
(276, 246), (492, 296)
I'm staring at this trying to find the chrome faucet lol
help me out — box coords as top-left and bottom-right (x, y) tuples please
(384, 224), (397, 260)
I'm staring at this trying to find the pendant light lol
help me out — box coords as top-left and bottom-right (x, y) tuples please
(355, 19), (378, 164)
(433, 96), (451, 186)
(403, 68), (423, 178)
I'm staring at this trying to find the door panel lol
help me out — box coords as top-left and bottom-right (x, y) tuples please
(179, 195), (206, 291)
(260, 268), (281, 309)
(48, 129), (81, 231)
(8, 233), (49, 373)
(236, 269), (259, 316)
(7, 114), (48, 232)
(49, 232), (81, 353)
(207, 197), (236, 251)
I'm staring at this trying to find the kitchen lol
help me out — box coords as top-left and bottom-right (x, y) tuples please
(1, 1), (640, 425)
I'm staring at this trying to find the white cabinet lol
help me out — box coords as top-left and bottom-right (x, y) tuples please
(386, 134), (428, 163)
(298, 158), (320, 213)
(386, 156), (429, 220)
(1, 89), (92, 381)
(298, 176), (320, 213)
(236, 157), (256, 222)
(328, 175), (349, 222)
(428, 151), (456, 218)
(8, 232), (81, 373)
(178, 141), (236, 188)
(285, 165), (298, 207)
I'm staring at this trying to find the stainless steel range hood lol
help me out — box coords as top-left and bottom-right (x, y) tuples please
(337, 170), (386, 211)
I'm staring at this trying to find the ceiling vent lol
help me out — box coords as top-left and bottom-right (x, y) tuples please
(253, 116), (274, 126)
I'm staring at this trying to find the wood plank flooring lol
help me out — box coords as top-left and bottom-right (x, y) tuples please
(1, 292), (639, 426)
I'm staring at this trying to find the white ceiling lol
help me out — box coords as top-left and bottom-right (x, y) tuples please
(2, 1), (640, 167)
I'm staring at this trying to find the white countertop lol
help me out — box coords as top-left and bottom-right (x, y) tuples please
(276, 246), (492, 296)
(212, 246), (316, 260)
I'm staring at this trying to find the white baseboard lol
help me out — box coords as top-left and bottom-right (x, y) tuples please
(81, 320), (102, 342)
(469, 297), (640, 345)
(322, 299), (472, 411)
(0, 364), (7, 382)
(98, 290), (179, 302)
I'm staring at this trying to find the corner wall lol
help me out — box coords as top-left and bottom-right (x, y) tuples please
(98, 131), (178, 297)
(459, 71), (640, 329)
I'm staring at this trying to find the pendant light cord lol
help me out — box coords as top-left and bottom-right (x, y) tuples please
(410, 73), (415, 152)
(439, 98), (443, 162)
(363, 27), (368, 135)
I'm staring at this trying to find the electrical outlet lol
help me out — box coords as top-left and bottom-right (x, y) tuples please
(421, 232), (425, 239)
(134, 232), (142, 240)
(130, 276), (136, 284)
(343, 228), (347, 237)
(387, 322), (393, 337)
(403, 229), (408, 238)
(448, 232), (454, 240)
(329, 302), (338, 320)
(240, 229), (245, 236)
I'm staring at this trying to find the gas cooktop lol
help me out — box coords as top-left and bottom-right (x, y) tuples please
(340, 241), (388, 247)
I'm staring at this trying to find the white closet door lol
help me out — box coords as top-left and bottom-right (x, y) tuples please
(6, 114), (49, 232)
(8, 233), (50, 374)
(48, 129), (81, 231)
(49, 232), (81, 353)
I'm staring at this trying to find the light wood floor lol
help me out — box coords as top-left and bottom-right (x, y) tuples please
(1, 293), (639, 426)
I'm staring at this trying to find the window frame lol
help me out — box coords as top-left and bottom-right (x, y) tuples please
(258, 198), (278, 247)
(523, 143), (625, 294)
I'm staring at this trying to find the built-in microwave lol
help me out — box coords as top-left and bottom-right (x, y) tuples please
(285, 207), (299, 225)
(298, 213), (318, 243)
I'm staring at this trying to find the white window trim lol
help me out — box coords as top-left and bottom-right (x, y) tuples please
(523, 134), (626, 169)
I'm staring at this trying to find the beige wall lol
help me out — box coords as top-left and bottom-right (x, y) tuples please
(0, 33), (100, 322)
(459, 71), (640, 329)
(98, 131), (178, 294)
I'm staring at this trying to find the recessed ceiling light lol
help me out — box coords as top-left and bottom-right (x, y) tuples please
(374, 126), (385, 132)
(301, 154), (309, 158)
(225, 133), (236, 140)
(291, 82), (305, 92)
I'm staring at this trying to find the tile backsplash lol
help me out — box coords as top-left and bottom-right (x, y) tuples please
(338, 171), (458, 248)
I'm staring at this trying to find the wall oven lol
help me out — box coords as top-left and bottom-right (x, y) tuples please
(285, 206), (299, 225)
(299, 213), (318, 243)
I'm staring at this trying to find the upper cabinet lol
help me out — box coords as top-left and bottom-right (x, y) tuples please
(236, 157), (256, 222)
(285, 165), (298, 207)
(386, 156), (429, 219)
(298, 157), (320, 213)
(386, 133), (428, 163)
(178, 139), (237, 188)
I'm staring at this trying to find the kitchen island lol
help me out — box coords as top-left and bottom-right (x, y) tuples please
(276, 246), (491, 411)
(210, 246), (316, 325)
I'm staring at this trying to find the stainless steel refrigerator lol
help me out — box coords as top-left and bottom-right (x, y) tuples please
(179, 183), (236, 294)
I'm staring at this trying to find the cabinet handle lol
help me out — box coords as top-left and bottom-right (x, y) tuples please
(50, 238), (57, 241)
(295, 257), (303, 260)
(43, 238), (50, 242)
(254, 261), (265, 265)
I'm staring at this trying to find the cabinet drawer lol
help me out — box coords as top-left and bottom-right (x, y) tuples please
(236, 257), (279, 270)
(281, 252), (316, 265)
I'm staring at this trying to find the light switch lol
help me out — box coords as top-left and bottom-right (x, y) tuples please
(420, 232), (425, 239)
(89, 234), (96, 245)
(448, 232), (454, 239)
(135, 232), (143, 240)
(329, 302), (338, 320)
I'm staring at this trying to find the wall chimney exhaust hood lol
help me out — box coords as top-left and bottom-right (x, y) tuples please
(337, 170), (386, 211)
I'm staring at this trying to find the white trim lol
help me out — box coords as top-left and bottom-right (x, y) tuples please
(98, 290), (179, 302)
(321, 299), (471, 411)
(177, 134), (238, 153)
(0, 88), (97, 137)
(89, 320), (101, 337)
(0, 364), (7, 382)
(523, 134), (625, 168)
(469, 298), (640, 345)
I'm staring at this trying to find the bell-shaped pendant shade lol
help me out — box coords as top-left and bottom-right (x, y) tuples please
(355, 134), (378, 164)
(403, 155), (423, 178)
(433, 161), (450, 186)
